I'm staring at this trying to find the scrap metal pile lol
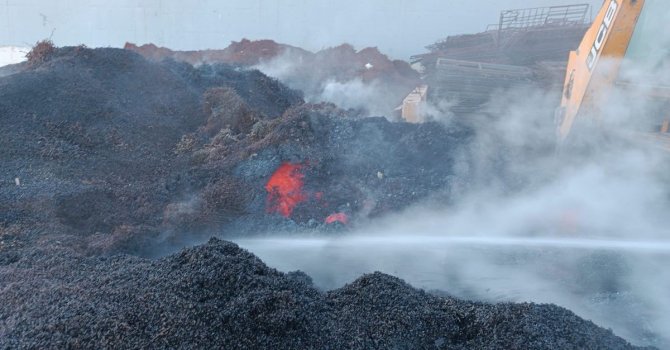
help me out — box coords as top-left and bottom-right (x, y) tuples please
(0, 44), (651, 348)
(411, 4), (591, 114)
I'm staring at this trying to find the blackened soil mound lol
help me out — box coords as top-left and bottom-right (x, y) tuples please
(0, 238), (647, 350)
(0, 47), (470, 256)
(0, 47), (303, 253)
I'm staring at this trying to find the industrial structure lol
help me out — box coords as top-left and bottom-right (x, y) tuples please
(404, 4), (592, 120)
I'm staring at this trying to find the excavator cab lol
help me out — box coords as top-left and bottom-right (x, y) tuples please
(557, 0), (670, 148)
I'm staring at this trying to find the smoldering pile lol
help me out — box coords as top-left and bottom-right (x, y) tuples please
(0, 45), (652, 348)
(0, 238), (648, 349)
(0, 45), (470, 256)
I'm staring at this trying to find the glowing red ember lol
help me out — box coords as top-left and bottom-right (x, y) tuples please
(325, 212), (349, 225)
(265, 162), (307, 217)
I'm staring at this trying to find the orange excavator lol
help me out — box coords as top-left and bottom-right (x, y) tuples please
(556, 0), (670, 147)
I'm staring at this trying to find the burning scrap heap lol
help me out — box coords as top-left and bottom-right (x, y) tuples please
(0, 44), (650, 349)
(0, 45), (467, 253)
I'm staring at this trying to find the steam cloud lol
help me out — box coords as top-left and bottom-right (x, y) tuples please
(237, 50), (670, 347)
(253, 49), (414, 118)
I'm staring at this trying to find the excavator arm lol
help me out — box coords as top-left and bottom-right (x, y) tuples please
(556, 0), (646, 142)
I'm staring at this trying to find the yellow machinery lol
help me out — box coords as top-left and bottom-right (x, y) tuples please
(401, 85), (428, 123)
(556, 0), (670, 146)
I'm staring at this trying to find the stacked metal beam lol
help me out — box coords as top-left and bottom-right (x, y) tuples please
(413, 3), (591, 114)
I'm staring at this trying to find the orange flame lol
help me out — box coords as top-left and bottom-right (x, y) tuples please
(265, 162), (307, 217)
(325, 212), (348, 225)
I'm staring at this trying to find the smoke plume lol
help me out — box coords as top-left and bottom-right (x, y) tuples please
(253, 46), (420, 118)
(237, 51), (670, 347)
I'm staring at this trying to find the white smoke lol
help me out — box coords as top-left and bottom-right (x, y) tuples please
(318, 78), (390, 116)
(253, 49), (415, 118)
(419, 98), (457, 124)
(237, 53), (670, 347)
(252, 49), (304, 83)
(237, 4), (670, 346)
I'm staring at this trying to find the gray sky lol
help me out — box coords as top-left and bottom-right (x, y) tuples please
(1, 0), (603, 59)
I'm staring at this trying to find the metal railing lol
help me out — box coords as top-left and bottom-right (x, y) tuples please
(414, 3), (592, 63)
(485, 4), (591, 31)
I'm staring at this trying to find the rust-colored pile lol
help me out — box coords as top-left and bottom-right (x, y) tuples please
(125, 39), (309, 66)
(126, 40), (421, 116)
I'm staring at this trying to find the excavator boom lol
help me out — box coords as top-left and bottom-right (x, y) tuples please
(557, 0), (646, 142)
